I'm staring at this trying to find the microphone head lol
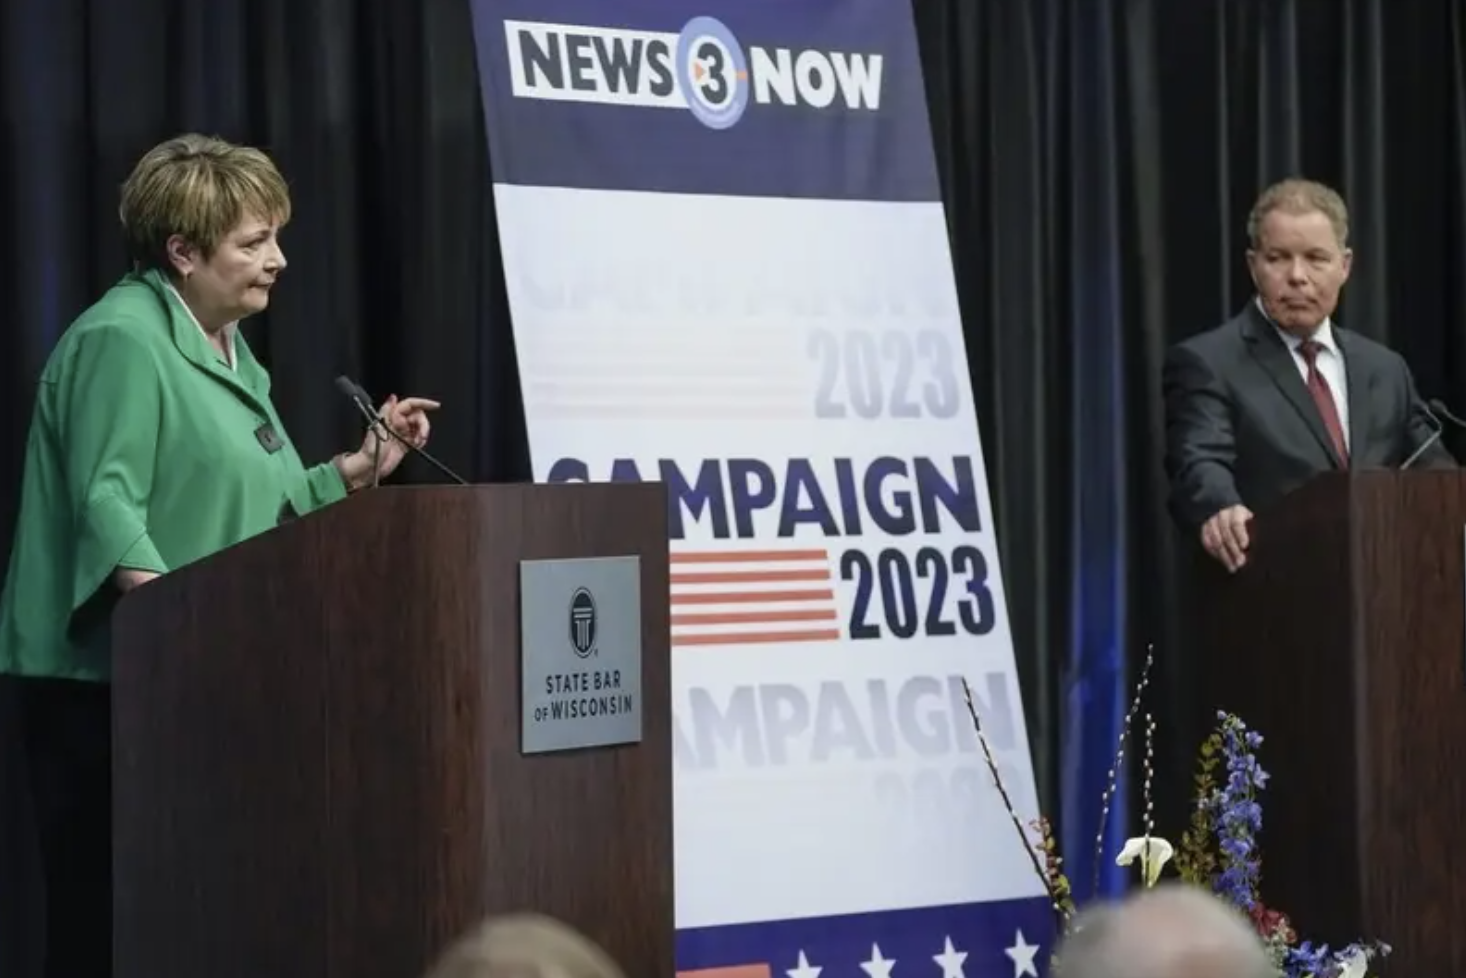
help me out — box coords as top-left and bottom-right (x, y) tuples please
(334, 374), (375, 406)
(1424, 397), (1466, 433)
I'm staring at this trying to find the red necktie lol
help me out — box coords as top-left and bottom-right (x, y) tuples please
(1298, 339), (1348, 466)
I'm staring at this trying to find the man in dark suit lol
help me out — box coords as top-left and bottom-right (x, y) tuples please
(1163, 178), (1454, 572)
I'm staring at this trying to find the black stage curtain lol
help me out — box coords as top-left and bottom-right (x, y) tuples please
(4, 0), (1466, 970)
(916, 0), (1466, 894)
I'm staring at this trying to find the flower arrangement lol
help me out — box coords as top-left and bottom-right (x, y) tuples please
(961, 648), (1390, 978)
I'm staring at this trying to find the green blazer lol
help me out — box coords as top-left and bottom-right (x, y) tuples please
(0, 268), (349, 681)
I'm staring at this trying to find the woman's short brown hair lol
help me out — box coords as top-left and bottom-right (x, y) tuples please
(118, 133), (291, 270)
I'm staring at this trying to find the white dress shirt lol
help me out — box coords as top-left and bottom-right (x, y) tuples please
(1258, 297), (1349, 451)
(165, 281), (237, 372)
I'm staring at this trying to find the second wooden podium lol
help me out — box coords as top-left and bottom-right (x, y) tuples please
(1193, 471), (1466, 975)
(109, 483), (672, 978)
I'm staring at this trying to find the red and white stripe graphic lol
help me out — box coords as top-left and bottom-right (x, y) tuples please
(670, 548), (842, 648)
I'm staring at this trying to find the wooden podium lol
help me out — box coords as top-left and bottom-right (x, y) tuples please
(1192, 471), (1466, 975)
(109, 483), (672, 978)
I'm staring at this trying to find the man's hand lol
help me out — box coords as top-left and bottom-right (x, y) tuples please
(1200, 504), (1254, 573)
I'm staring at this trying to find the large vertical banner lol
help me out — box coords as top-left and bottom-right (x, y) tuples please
(468, 2), (1054, 976)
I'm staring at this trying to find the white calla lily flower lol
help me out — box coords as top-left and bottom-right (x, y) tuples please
(1335, 948), (1368, 978)
(1114, 836), (1174, 886)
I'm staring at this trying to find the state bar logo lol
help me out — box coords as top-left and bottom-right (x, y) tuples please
(503, 16), (884, 130)
(568, 587), (598, 658)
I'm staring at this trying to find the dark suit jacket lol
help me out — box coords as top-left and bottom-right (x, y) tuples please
(1162, 300), (1456, 530)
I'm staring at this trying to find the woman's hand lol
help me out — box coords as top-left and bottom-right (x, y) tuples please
(112, 567), (161, 592)
(335, 394), (441, 490)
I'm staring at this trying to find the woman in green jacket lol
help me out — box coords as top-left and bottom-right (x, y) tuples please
(0, 133), (439, 978)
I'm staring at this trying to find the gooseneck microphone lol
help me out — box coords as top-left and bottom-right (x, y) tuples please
(1400, 404), (1445, 470)
(335, 375), (385, 488)
(1400, 398), (1466, 470)
(1429, 398), (1466, 431)
(333, 375), (468, 485)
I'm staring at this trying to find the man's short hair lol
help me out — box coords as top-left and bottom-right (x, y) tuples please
(118, 133), (292, 270)
(1247, 177), (1350, 250)
(1054, 883), (1276, 978)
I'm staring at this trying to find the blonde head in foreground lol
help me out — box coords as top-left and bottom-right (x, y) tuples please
(423, 914), (628, 978)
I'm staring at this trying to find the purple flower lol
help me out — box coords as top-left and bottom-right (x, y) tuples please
(1208, 712), (1266, 912)
(1283, 941), (1391, 978)
(1283, 940), (1330, 977)
(1174, 712), (1391, 977)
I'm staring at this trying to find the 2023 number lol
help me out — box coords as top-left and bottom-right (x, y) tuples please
(809, 328), (961, 419)
(874, 765), (1032, 832)
(841, 546), (996, 640)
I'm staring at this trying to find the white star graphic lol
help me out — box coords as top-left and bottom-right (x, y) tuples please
(786, 950), (821, 978)
(933, 936), (967, 978)
(860, 943), (896, 978)
(1004, 930), (1040, 978)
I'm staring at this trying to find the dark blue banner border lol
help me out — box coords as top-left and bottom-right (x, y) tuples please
(467, 0), (943, 203)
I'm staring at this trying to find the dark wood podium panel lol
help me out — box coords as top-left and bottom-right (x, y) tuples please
(1193, 471), (1466, 975)
(111, 483), (672, 978)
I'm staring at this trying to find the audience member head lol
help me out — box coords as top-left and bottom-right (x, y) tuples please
(422, 913), (628, 978)
(1054, 883), (1275, 978)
